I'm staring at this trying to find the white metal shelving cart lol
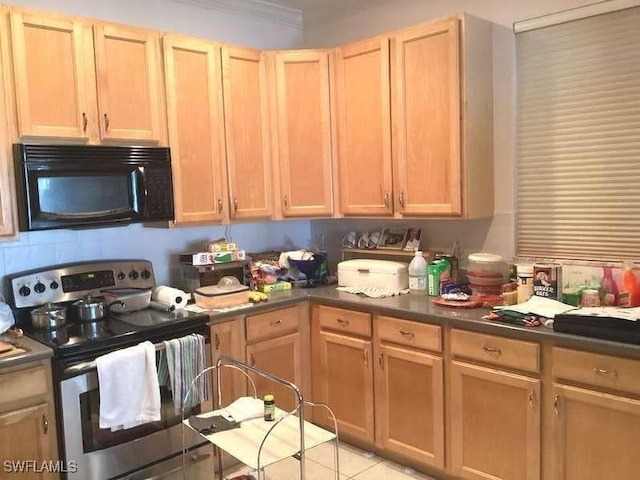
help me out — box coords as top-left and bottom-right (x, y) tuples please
(182, 355), (339, 480)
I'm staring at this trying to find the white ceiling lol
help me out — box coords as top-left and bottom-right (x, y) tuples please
(179, 0), (396, 27)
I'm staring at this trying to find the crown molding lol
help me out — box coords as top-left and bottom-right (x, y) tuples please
(173, 0), (303, 28)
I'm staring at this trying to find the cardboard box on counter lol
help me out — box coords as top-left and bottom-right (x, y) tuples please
(207, 242), (237, 252)
(257, 281), (291, 293)
(179, 250), (246, 265)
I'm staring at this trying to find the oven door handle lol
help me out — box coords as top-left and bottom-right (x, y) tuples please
(63, 341), (171, 376)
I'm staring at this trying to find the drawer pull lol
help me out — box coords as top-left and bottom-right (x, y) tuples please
(363, 349), (369, 366)
(336, 318), (350, 326)
(529, 390), (535, 409)
(399, 329), (415, 338)
(482, 345), (502, 355)
(554, 394), (560, 416)
(269, 320), (282, 326)
(214, 333), (220, 350)
(379, 354), (384, 369)
(250, 353), (255, 366)
(42, 414), (49, 435)
(593, 367), (617, 377)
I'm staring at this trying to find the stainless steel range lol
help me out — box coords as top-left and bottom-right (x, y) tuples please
(6, 260), (213, 480)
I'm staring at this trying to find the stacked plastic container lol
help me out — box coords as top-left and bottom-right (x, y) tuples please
(466, 253), (507, 297)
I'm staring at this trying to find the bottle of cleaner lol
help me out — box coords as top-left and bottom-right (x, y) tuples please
(599, 265), (619, 306)
(620, 262), (639, 307)
(408, 251), (428, 295)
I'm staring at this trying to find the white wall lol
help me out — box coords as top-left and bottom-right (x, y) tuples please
(0, 0), (309, 292)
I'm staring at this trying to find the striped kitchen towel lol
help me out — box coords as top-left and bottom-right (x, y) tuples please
(158, 333), (210, 415)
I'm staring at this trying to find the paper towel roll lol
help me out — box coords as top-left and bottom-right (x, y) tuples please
(151, 286), (189, 310)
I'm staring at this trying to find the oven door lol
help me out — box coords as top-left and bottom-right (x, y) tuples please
(60, 349), (211, 479)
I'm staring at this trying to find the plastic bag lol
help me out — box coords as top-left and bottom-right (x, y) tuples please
(0, 301), (16, 335)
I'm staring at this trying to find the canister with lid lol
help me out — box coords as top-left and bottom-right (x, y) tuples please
(516, 264), (534, 304)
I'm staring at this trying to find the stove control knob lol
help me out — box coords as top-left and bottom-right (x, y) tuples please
(141, 269), (151, 280)
(34, 282), (46, 294)
(117, 272), (126, 281)
(18, 285), (31, 297)
(50, 281), (59, 290)
(129, 270), (139, 280)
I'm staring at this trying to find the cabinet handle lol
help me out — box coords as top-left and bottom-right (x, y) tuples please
(529, 390), (535, 409)
(363, 349), (368, 366)
(554, 394), (560, 416)
(269, 320), (282, 326)
(217, 198), (223, 213)
(336, 318), (350, 326)
(104, 113), (110, 131)
(379, 353), (384, 369)
(42, 414), (49, 435)
(214, 333), (220, 350)
(250, 353), (255, 366)
(482, 345), (502, 355)
(383, 192), (390, 208)
(593, 367), (617, 377)
(283, 195), (288, 209)
(82, 112), (88, 132)
(399, 191), (405, 208)
(399, 329), (415, 338)
(233, 198), (238, 213)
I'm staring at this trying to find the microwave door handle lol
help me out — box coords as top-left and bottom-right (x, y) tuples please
(135, 167), (147, 215)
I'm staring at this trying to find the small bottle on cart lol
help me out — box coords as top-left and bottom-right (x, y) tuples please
(264, 394), (275, 421)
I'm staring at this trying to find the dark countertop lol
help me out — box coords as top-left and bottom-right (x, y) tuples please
(0, 334), (54, 370)
(207, 286), (640, 359)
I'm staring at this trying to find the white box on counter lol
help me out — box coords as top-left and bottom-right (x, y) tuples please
(337, 259), (409, 290)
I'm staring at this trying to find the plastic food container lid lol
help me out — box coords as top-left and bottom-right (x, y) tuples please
(195, 276), (249, 297)
(468, 252), (504, 264)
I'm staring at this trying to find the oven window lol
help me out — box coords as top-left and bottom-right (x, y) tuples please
(79, 386), (200, 453)
(38, 175), (134, 217)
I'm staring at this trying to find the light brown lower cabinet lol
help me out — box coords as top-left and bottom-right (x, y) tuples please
(551, 346), (640, 480)
(245, 304), (310, 414)
(450, 361), (541, 480)
(0, 361), (58, 480)
(210, 315), (247, 406)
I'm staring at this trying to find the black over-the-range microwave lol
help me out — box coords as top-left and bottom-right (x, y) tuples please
(13, 144), (175, 231)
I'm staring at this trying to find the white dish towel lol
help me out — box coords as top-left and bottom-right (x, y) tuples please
(96, 341), (161, 431)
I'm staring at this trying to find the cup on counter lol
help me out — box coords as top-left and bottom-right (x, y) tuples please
(562, 287), (583, 307)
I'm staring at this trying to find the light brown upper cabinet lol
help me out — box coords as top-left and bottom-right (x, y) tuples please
(335, 14), (493, 218)
(93, 24), (165, 142)
(335, 37), (393, 216)
(268, 50), (333, 217)
(268, 50), (334, 218)
(0, 12), (16, 237)
(163, 35), (228, 225)
(221, 46), (272, 221)
(391, 14), (493, 218)
(7, 7), (166, 144)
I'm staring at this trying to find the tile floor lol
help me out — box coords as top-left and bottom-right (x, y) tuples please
(222, 441), (438, 480)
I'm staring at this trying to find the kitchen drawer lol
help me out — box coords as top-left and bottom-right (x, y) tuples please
(553, 347), (640, 395)
(317, 305), (371, 337)
(451, 329), (540, 374)
(376, 315), (442, 352)
(0, 364), (48, 407)
(246, 306), (299, 343)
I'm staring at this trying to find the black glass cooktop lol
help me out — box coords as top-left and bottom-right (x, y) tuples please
(22, 308), (210, 361)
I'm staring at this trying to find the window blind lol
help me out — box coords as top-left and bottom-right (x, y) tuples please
(516, 6), (640, 261)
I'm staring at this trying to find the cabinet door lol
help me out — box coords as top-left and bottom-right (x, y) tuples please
(163, 36), (228, 224)
(0, 403), (54, 479)
(246, 332), (301, 414)
(221, 46), (272, 220)
(335, 38), (392, 216)
(553, 383), (640, 480)
(9, 9), (93, 139)
(392, 18), (461, 216)
(450, 361), (540, 480)
(271, 50), (333, 217)
(316, 330), (374, 443)
(0, 18), (16, 237)
(93, 23), (165, 142)
(375, 344), (444, 468)
(210, 317), (246, 407)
